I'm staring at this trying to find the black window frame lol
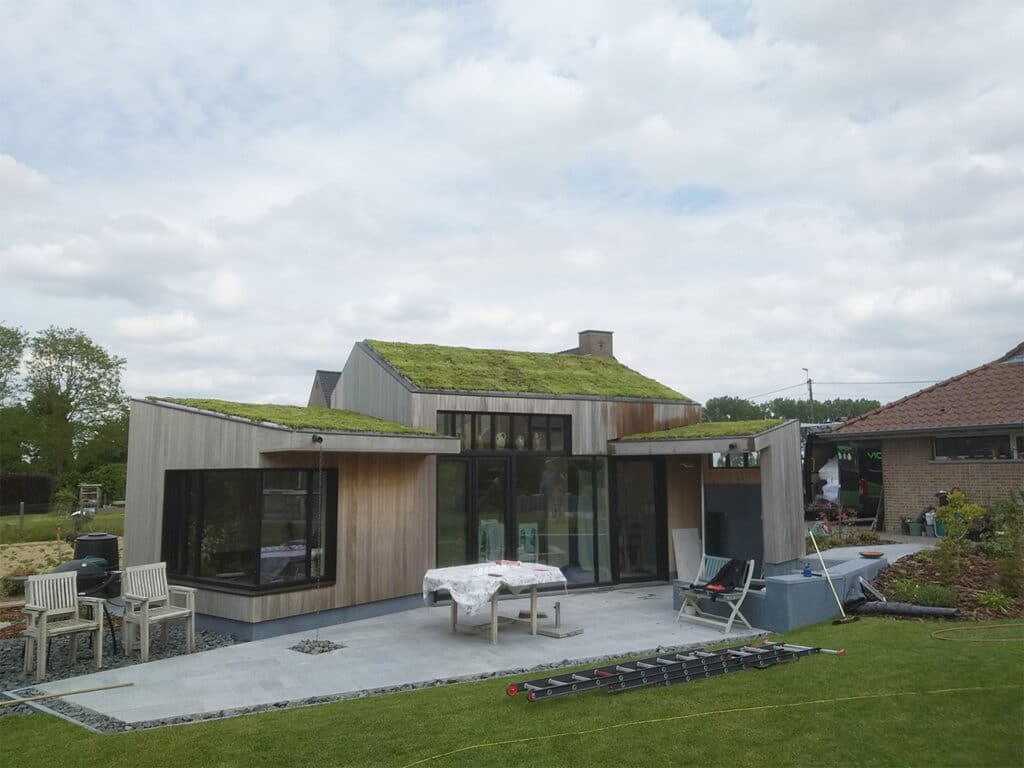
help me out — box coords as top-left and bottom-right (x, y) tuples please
(933, 434), (1015, 461)
(162, 467), (337, 593)
(436, 410), (571, 455)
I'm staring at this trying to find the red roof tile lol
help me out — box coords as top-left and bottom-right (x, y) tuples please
(831, 342), (1024, 436)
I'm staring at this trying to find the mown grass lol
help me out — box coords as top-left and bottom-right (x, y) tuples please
(0, 509), (124, 544)
(367, 340), (690, 400)
(1, 619), (1021, 767)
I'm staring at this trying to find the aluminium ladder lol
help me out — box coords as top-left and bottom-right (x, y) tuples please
(506, 642), (843, 702)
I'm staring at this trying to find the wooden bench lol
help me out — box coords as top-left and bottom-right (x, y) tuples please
(22, 571), (104, 682)
(122, 562), (196, 662)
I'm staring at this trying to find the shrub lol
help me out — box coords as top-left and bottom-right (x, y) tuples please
(996, 555), (1024, 598)
(983, 490), (1024, 556)
(52, 487), (76, 516)
(888, 578), (920, 603)
(0, 565), (33, 597)
(936, 490), (986, 543)
(976, 589), (1011, 614)
(916, 584), (955, 608)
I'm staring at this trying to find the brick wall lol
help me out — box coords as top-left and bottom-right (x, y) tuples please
(881, 437), (1024, 531)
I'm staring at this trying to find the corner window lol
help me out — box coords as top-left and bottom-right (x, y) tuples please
(933, 435), (1014, 460)
(162, 468), (337, 591)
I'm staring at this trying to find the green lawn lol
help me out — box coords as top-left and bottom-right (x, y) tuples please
(1, 619), (1021, 767)
(0, 509), (124, 544)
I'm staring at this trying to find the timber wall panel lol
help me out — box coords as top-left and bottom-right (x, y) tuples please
(336, 454), (434, 606)
(703, 467), (760, 485)
(755, 421), (805, 564)
(665, 463), (701, 571)
(338, 344), (413, 425)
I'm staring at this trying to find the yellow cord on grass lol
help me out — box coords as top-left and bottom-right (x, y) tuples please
(930, 622), (1024, 642)
(399, 685), (1022, 767)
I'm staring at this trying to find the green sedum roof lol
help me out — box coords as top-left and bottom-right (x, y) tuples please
(622, 418), (785, 441)
(151, 398), (434, 435)
(366, 340), (690, 400)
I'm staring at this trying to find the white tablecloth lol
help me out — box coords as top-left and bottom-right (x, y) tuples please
(422, 562), (567, 615)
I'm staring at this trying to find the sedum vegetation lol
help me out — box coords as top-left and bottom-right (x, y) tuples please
(152, 398), (434, 435)
(622, 418), (784, 441)
(366, 340), (690, 400)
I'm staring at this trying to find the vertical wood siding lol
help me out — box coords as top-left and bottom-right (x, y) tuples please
(755, 421), (805, 564)
(338, 344), (413, 425)
(665, 462), (701, 571)
(127, 401), (438, 624)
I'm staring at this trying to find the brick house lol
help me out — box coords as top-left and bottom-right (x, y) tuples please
(825, 342), (1024, 531)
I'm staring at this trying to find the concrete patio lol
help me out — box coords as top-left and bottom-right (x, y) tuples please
(9, 584), (763, 729)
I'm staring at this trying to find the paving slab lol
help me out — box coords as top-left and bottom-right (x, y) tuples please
(15, 585), (763, 726)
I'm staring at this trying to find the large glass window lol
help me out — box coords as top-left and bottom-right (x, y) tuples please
(162, 468), (337, 591)
(436, 454), (608, 585)
(437, 460), (469, 567)
(615, 459), (664, 581)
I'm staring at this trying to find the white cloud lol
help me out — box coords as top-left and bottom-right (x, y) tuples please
(0, 0), (1020, 408)
(114, 310), (199, 340)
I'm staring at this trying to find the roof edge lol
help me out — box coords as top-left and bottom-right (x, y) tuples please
(135, 397), (440, 438)
(832, 345), (1023, 435)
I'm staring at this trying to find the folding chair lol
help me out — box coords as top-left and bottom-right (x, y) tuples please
(676, 554), (755, 634)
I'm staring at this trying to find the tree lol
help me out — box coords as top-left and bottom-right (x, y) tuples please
(22, 327), (126, 478)
(702, 396), (765, 422)
(0, 324), (27, 405)
(702, 394), (882, 423)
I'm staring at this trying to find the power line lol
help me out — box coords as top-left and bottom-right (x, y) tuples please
(741, 382), (807, 400)
(741, 379), (940, 401)
(815, 380), (940, 386)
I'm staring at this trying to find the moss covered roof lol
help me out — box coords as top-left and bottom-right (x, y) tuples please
(622, 418), (785, 441)
(151, 398), (434, 435)
(366, 340), (689, 400)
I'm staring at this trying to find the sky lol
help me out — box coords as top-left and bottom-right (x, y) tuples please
(1, 0), (1021, 409)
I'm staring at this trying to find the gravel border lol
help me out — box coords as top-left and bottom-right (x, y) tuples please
(0, 622), (238, 727)
(1, 632), (768, 733)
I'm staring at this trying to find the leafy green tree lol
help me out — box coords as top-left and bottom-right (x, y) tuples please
(0, 324), (27, 405)
(702, 396), (765, 421)
(703, 395), (882, 423)
(0, 404), (33, 471)
(22, 327), (126, 479)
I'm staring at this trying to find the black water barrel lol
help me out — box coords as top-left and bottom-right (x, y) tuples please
(74, 532), (119, 571)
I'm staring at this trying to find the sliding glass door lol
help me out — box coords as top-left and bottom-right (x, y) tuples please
(613, 458), (667, 582)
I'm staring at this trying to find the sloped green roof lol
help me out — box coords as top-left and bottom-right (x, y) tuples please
(366, 340), (690, 400)
(150, 398), (433, 435)
(622, 418), (784, 441)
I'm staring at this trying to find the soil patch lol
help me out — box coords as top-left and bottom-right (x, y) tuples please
(873, 551), (1024, 620)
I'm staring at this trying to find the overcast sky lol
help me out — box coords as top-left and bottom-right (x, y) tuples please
(1, 1), (1021, 409)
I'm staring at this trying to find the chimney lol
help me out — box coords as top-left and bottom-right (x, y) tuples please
(578, 329), (614, 358)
